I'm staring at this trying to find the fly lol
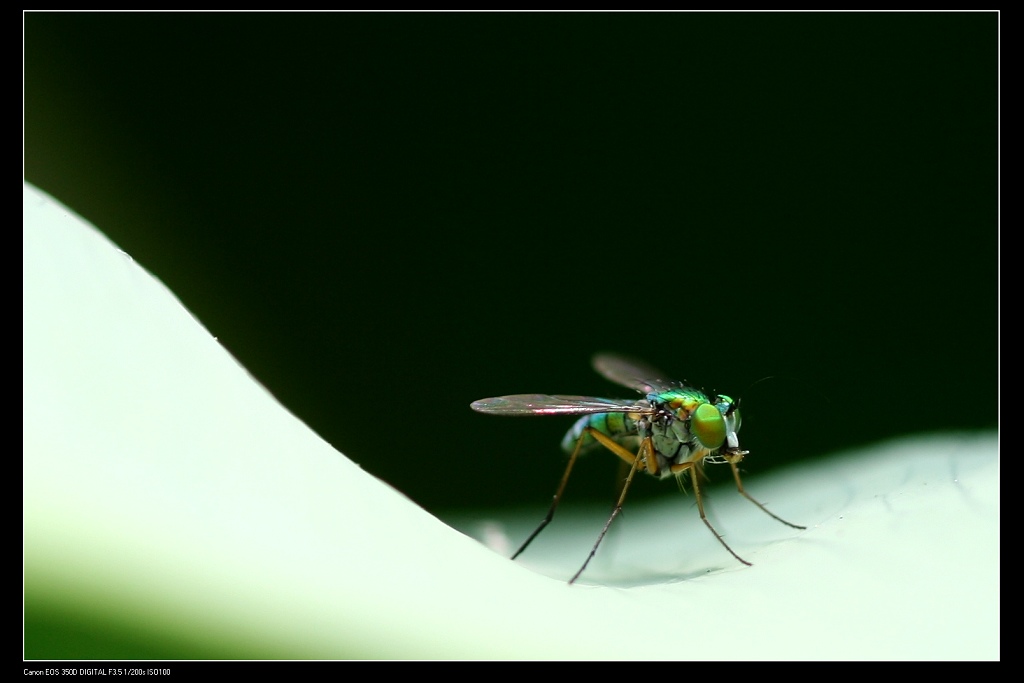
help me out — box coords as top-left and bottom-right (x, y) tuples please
(470, 353), (804, 584)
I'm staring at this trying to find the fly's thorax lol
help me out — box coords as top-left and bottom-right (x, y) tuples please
(647, 388), (744, 467)
(649, 426), (697, 477)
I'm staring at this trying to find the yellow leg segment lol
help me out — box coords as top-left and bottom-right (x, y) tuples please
(512, 427), (656, 584)
(569, 433), (653, 584)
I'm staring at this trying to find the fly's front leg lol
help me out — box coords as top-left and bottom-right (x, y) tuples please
(725, 456), (805, 530)
(670, 461), (752, 566)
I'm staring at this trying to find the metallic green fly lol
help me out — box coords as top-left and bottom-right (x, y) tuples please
(470, 353), (804, 584)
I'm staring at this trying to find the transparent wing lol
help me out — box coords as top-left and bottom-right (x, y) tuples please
(592, 353), (676, 394)
(470, 394), (653, 416)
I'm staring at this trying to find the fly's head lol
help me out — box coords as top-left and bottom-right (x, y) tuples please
(691, 394), (745, 463)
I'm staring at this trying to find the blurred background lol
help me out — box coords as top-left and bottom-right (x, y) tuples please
(24, 12), (997, 519)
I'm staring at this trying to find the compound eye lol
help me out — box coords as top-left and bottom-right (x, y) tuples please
(692, 403), (727, 450)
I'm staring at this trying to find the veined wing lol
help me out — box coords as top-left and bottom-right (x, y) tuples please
(470, 394), (653, 416)
(592, 353), (676, 394)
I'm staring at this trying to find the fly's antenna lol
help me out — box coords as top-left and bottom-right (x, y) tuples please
(736, 374), (833, 410)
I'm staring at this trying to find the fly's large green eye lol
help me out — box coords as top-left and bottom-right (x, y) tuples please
(692, 402), (726, 449)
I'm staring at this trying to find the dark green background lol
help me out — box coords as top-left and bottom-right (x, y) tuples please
(24, 13), (997, 516)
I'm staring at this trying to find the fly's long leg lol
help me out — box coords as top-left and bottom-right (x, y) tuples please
(678, 463), (753, 566)
(512, 426), (653, 585)
(728, 461), (805, 530)
(568, 433), (653, 584)
(511, 424), (592, 560)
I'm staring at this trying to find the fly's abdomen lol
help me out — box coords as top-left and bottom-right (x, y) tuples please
(561, 411), (641, 455)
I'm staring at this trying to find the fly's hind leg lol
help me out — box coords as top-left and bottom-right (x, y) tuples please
(509, 428), (588, 561)
(512, 427), (654, 585)
(568, 431), (655, 584)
